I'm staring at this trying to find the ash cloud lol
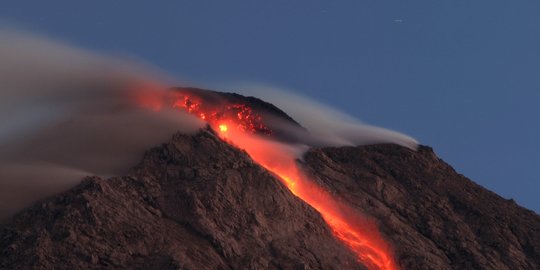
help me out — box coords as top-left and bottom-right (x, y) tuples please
(0, 28), (203, 220)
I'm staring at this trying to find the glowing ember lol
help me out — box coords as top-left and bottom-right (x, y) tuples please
(219, 124), (228, 132)
(138, 89), (399, 270)
(170, 93), (272, 135)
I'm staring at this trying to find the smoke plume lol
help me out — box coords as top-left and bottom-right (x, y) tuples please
(0, 28), (203, 220)
(231, 84), (418, 150)
(0, 27), (418, 222)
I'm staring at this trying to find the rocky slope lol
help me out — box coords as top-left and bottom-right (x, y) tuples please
(303, 144), (540, 269)
(0, 129), (361, 270)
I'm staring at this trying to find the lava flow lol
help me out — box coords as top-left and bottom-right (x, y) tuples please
(140, 89), (399, 270)
(217, 128), (399, 270)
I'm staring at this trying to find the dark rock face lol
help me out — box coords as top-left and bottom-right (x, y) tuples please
(303, 144), (540, 270)
(0, 130), (360, 270)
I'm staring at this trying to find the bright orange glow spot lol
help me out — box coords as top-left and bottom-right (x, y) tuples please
(139, 90), (399, 270)
(219, 124), (228, 132)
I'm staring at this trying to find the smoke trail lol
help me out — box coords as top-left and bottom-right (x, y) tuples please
(0, 28), (203, 220)
(225, 83), (418, 150)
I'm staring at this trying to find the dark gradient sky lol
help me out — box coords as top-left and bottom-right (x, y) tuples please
(2, 1), (539, 212)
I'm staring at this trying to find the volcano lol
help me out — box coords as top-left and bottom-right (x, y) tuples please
(1, 88), (539, 270)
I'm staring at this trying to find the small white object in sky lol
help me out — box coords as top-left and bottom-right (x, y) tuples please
(394, 19), (403, 23)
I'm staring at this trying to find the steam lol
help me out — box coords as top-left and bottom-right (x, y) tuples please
(0, 27), (418, 221)
(233, 84), (418, 150)
(0, 28), (203, 220)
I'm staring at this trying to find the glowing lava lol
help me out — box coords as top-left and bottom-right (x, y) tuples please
(219, 124), (228, 132)
(219, 128), (398, 270)
(138, 90), (399, 270)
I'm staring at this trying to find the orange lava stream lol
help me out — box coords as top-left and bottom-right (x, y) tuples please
(133, 90), (398, 270)
(217, 127), (398, 270)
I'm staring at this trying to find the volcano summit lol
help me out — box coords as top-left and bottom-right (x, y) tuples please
(1, 89), (539, 270)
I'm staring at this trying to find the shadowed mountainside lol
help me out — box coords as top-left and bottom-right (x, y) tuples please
(0, 129), (361, 270)
(303, 144), (540, 269)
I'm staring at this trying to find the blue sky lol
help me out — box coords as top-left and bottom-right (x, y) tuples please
(2, 1), (539, 212)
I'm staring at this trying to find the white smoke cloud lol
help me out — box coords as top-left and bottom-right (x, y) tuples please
(0, 28), (203, 220)
(225, 83), (418, 150)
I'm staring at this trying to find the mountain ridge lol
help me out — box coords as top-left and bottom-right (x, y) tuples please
(302, 144), (540, 269)
(1, 90), (539, 270)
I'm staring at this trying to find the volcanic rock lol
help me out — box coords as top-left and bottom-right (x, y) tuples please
(0, 129), (360, 270)
(303, 144), (540, 269)
(171, 87), (310, 144)
(1, 90), (540, 270)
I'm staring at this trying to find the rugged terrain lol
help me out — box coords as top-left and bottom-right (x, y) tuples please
(0, 129), (360, 270)
(303, 144), (540, 269)
(1, 90), (540, 270)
